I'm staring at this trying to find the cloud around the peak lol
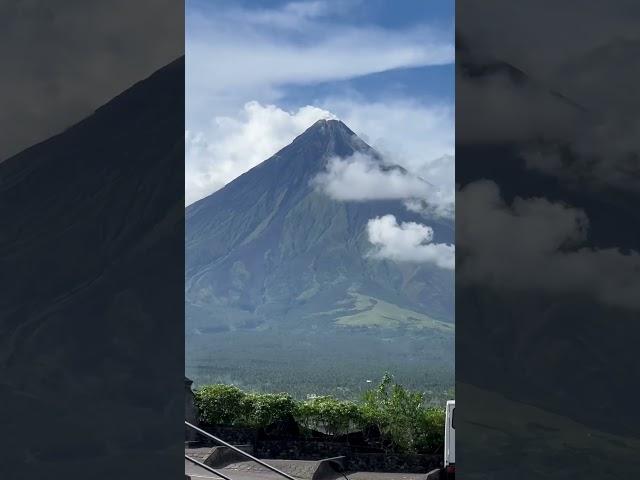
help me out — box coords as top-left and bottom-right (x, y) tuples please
(321, 97), (454, 185)
(312, 152), (454, 218)
(313, 153), (428, 200)
(185, 98), (454, 209)
(185, 1), (454, 206)
(185, 101), (335, 205)
(367, 215), (455, 269)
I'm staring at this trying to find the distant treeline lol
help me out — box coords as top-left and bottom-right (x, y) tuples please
(194, 374), (450, 454)
(187, 329), (454, 404)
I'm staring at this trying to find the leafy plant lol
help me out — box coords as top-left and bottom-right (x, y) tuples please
(194, 376), (447, 454)
(360, 373), (439, 453)
(415, 407), (446, 453)
(245, 392), (297, 428)
(296, 395), (362, 436)
(194, 384), (250, 425)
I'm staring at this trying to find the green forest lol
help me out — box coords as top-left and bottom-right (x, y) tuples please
(187, 325), (454, 405)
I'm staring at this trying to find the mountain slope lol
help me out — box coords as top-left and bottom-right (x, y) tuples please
(185, 119), (454, 396)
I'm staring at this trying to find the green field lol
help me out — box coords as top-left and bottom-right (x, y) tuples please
(334, 292), (454, 332)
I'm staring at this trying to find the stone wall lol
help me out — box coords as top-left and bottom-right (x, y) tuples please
(255, 439), (352, 460)
(198, 424), (259, 446)
(193, 424), (442, 473)
(348, 452), (441, 473)
(255, 438), (441, 473)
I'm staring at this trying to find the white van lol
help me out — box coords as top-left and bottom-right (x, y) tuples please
(426, 399), (455, 479)
(444, 400), (455, 475)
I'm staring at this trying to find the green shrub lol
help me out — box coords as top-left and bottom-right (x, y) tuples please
(296, 396), (363, 436)
(415, 407), (446, 453)
(194, 376), (448, 454)
(360, 373), (445, 453)
(245, 392), (297, 428)
(360, 373), (423, 452)
(194, 384), (250, 425)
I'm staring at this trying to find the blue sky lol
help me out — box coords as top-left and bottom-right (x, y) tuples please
(186, 0), (455, 207)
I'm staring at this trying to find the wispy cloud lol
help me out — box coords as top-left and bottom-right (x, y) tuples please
(213, 0), (358, 30)
(187, 0), (453, 123)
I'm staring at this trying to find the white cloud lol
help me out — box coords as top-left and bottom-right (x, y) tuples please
(457, 180), (640, 310)
(367, 215), (455, 269)
(313, 152), (453, 218)
(188, 25), (452, 96)
(185, 102), (335, 205)
(313, 153), (428, 200)
(216, 0), (354, 30)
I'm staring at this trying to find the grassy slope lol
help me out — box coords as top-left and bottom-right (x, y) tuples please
(334, 292), (454, 332)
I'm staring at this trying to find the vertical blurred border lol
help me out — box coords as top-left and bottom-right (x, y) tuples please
(456, 1), (640, 478)
(0, 1), (185, 478)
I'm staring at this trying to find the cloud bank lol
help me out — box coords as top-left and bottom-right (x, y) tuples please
(367, 215), (455, 269)
(187, 1), (453, 124)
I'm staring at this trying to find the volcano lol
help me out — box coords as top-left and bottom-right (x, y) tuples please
(185, 118), (454, 396)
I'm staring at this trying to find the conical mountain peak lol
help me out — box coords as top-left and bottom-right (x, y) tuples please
(306, 118), (354, 136)
(292, 118), (353, 143)
(187, 117), (379, 215)
(276, 117), (374, 164)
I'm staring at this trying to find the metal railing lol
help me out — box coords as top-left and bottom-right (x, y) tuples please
(185, 454), (234, 480)
(185, 420), (298, 480)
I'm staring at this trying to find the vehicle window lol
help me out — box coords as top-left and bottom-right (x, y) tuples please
(451, 408), (455, 429)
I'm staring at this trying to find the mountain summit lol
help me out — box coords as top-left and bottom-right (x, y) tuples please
(186, 119), (454, 395)
(302, 118), (356, 138)
(281, 118), (363, 154)
(188, 118), (374, 216)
